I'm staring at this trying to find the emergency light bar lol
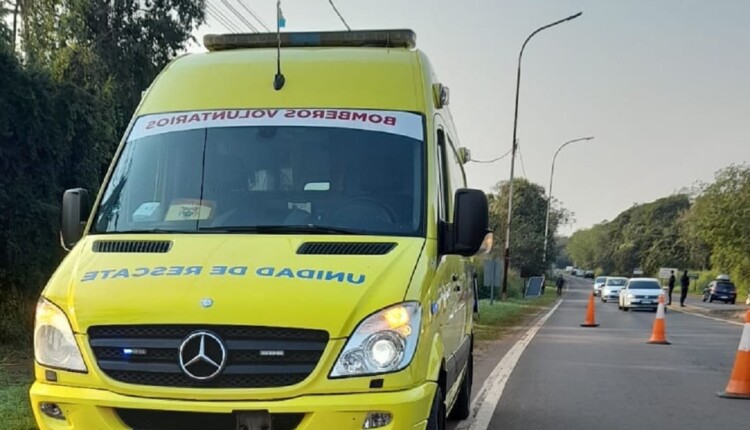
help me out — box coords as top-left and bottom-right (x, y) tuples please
(204, 29), (416, 52)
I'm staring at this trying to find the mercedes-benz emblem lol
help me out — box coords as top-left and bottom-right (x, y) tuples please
(178, 331), (227, 380)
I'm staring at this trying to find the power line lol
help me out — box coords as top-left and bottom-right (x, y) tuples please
(235, 0), (271, 32)
(327, 0), (351, 31)
(206, 3), (243, 33)
(220, 0), (258, 32)
(518, 145), (528, 178)
(469, 149), (512, 164)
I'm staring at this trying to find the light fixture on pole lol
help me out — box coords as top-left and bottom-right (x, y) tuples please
(542, 136), (595, 264)
(500, 11), (583, 300)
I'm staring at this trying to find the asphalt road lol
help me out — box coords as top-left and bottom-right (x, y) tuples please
(460, 275), (750, 430)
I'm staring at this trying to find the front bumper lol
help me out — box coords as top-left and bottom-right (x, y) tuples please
(601, 292), (620, 300)
(30, 381), (435, 430)
(625, 299), (658, 308)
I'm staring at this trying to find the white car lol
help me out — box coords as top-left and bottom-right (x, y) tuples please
(593, 276), (607, 296)
(619, 278), (663, 312)
(601, 277), (628, 302)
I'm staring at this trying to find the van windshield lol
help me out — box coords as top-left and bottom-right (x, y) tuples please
(93, 114), (424, 237)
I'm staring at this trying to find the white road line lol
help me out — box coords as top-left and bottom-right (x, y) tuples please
(456, 299), (563, 430)
(671, 308), (744, 327)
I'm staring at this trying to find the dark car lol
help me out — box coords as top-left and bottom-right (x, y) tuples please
(702, 278), (737, 304)
(584, 271), (595, 279)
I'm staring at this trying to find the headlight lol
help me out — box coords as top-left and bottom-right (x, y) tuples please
(330, 302), (421, 377)
(34, 298), (87, 372)
(626, 293), (635, 299)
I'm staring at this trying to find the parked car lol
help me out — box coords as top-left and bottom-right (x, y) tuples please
(601, 277), (628, 303)
(619, 278), (662, 312)
(593, 276), (607, 296)
(702, 275), (737, 304)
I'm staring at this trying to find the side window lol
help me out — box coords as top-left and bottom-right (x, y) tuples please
(436, 129), (451, 221)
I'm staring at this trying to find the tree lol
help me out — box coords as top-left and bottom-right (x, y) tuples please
(554, 236), (573, 269)
(21, 0), (206, 134)
(0, 0), (206, 344)
(684, 164), (750, 295)
(488, 178), (571, 280)
(566, 195), (692, 276)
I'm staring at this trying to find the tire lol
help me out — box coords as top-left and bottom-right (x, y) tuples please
(623, 306), (630, 312)
(708, 296), (714, 303)
(731, 300), (736, 305)
(702, 295), (707, 302)
(601, 298), (606, 303)
(448, 357), (472, 421)
(426, 385), (446, 430)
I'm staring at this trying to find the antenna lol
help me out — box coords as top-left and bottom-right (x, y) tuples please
(327, 0), (351, 31)
(274, 0), (286, 90)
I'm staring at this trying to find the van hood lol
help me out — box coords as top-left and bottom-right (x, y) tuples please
(48, 235), (425, 338)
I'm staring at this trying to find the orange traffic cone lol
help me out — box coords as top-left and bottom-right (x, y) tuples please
(718, 310), (750, 399)
(580, 291), (599, 327)
(647, 294), (670, 345)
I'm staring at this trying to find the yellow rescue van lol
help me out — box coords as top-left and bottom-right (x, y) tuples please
(30, 29), (490, 430)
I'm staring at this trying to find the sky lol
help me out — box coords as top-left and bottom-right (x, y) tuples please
(191, 0), (750, 235)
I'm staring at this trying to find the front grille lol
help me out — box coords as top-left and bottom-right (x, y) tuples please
(116, 409), (304, 430)
(89, 325), (328, 388)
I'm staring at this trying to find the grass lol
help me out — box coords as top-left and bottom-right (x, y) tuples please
(474, 293), (558, 341)
(0, 353), (35, 430)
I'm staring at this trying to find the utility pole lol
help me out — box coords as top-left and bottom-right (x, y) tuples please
(501, 11), (583, 300)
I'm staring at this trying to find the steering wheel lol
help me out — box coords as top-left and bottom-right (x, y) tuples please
(330, 196), (398, 227)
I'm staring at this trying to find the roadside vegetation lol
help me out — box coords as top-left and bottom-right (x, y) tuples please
(566, 164), (750, 298)
(474, 294), (558, 341)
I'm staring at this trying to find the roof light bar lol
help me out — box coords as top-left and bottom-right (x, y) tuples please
(204, 29), (416, 52)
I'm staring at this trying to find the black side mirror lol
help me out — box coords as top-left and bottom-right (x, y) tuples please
(61, 188), (90, 250)
(443, 188), (490, 256)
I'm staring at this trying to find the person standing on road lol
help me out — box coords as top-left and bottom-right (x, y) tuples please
(667, 270), (676, 305)
(680, 270), (690, 307)
(556, 275), (565, 297)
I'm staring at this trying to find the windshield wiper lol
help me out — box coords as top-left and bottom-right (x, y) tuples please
(103, 228), (189, 234)
(197, 224), (363, 235)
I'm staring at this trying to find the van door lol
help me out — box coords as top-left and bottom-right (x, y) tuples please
(435, 126), (467, 391)
(442, 131), (472, 380)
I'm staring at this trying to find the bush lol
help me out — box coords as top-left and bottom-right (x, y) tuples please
(0, 288), (36, 348)
(695, 270), (719, 292)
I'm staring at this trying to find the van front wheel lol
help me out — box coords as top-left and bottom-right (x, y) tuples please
(449, 357), (472, 421)
(427, 386), (446, 430)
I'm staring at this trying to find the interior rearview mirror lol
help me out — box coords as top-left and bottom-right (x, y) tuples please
(61, 188), (90, 250)
(443, 188), (490, 256)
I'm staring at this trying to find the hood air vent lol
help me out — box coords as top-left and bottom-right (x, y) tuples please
(93, 240), (172, 253)
(297, 242), (396, 255)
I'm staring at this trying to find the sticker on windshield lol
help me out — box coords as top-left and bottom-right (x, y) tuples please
(164, 199), (215, 221)
(128, 109), (423, 141)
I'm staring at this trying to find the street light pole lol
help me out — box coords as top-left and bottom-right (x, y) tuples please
(542, 136), (595, 264)
(500, 11), (583, 301)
